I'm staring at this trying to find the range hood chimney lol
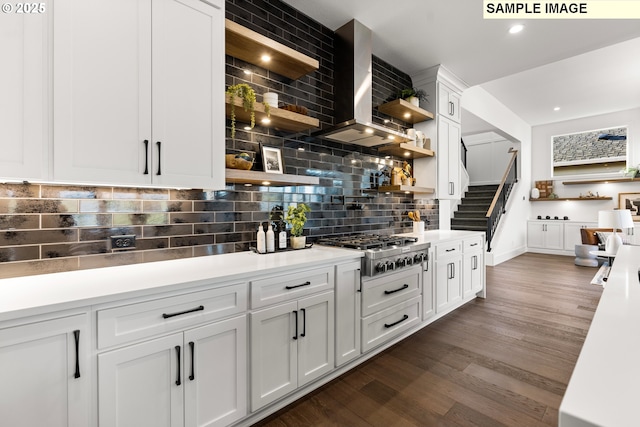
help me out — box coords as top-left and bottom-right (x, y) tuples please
(316, 19), (408, 147)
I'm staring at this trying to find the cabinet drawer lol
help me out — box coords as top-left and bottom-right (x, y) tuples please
(250, 266), (333, 309)
(97, 282), (247, 349)
(361, 266), (421, 317)
(436, 241), (462, 258)
(361, 296), (421, 352)
(464, 235), (483, 252)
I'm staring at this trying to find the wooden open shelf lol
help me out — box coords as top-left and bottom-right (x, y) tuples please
(377, 99), (434, 124)
(225, 19), (319, 80)
(529, 197), (612, 202)
(562, 178), (640, 185)
(379, 185), (435, 195)
(225, 169), (319, 186)
(378, 142), (434, 159)
(225, 94), (319, 133)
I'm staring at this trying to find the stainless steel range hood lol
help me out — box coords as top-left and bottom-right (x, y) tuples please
(316, 19), (408, 147)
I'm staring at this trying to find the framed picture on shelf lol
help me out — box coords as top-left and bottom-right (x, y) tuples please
(618, 192), (640, 221)
(261, 145), (284, 174)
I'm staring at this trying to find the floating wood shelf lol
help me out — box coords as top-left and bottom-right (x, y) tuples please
(225, 19), (319, 80)
(377, 99), (434, 124)
(529, 197), (612, 202)
(378, 142), (434, 159)
(562, 178), (640, 185)
(225, 94), (319, 133)
(379, 185), (435, 195)
(225, 169), (319, 186)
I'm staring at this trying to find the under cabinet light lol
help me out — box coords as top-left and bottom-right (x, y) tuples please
(261, 118), (271, 124)
(262, 181), (271, 186)
(261, 54), (271, 62)
(404, 152), (411, 157)
(403, 113), (411, 119)
(243, 126), (252, 130)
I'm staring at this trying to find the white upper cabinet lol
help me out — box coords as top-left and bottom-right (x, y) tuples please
(53, 0), (224, 189)
(438, 82), (461, 123)
(0, 3), (49, 181)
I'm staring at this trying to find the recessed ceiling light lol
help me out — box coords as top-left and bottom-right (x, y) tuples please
(404, 152), (411, 157)
(261, 118), (271, 124)
(261, 54), (271, 62)
(403, 113), (411, 119)
(244, 126), (252, 130)
(261, 181), (271, 186)
(554, 106), (560, 111)
(509, 24), (524, 34)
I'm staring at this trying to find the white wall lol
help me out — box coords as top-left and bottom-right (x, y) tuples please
(462, 86), (532, 265)
(464, 132), (516, 185)
(531, 107), (640, 223)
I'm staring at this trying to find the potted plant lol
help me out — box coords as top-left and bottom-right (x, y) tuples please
(285, 203), (311, 249)
(397, 88), (428, 107)
(226, 83), (257, 139)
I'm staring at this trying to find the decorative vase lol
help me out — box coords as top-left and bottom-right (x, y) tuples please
(291, 235), (306, 249)
(407, 96), (419, 107)
(263, 92), (278, 107)
(531, 187), (540, 199)
(412, 221), (425, 234)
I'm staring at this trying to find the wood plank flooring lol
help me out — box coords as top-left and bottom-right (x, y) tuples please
(253, 253), (603, 427)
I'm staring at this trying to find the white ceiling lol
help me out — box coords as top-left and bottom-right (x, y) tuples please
(282, 0), (640, 127)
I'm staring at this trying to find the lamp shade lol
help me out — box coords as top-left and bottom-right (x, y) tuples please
(598, 210), (634, 230)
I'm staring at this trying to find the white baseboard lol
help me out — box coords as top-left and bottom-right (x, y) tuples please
(486, 245), (527, 266)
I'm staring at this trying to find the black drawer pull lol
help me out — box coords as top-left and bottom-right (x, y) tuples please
(384, 314), (409, 329)
(470, 243), (478, 247)
(162, 305), (204, 319)
(189, 341), (195, 381)
(156, 141), (162, 175)
(175, 345), (181, 386)
(384, 284), (409, 295)
(143, 140), (149, 175)
(293, 310), (298, 340)
(445, 248), (456, 252)
(73, 330), (81, 379)
(285, 281), (311, 290)
(301, 308), (306, 337)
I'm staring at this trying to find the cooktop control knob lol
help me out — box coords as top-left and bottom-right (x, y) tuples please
(414, 253), (426, 263)
(386, 261), (396, 271)
(405, 256), (413, 266)
(395, 258), (406, 268)
(376, 262), (387, 273)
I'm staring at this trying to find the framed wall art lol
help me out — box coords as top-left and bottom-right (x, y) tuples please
(618, 192), (640, 221)
(261, 145), (284, 174)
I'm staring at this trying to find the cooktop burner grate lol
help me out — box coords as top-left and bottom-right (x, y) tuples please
(318, 234), (418, 250)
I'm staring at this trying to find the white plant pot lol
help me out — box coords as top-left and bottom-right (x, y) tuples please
(407, 96), (420, 107)
(263, 92), (278, 107)
(291, 236), (306, 249)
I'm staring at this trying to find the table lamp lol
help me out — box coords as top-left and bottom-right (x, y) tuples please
(598, 209), (634, 254)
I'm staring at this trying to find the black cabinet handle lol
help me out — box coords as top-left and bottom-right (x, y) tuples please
(162, 305), (204, 319)
(175, 345), (181, 386)
(156, 141), (162, 175)
(300, 308), (306, 337)
(285, 281), (311, 290)
(292, 310), (298, 340)
(143, 140), (149, 175)
(445, 248), (455, 252)
(189, 341), (195, 381)
(73, 330), (81, 379)
(384, 314), (409, 329)
(384, 284), (409, 295)
(470, 243), (478, 247)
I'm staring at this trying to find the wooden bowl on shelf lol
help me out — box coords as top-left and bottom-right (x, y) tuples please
(225, 154), (253, 170)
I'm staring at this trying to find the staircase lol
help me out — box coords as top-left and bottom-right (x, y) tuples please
(451, 185), (499, 232)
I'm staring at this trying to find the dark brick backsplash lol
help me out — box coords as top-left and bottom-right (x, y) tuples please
(0, 0), (438, 279)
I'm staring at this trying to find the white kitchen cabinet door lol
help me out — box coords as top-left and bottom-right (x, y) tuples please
(463, 250), (484, 299)
(297, 291), (334, 387)
(437, 116), (461, 199)
(0, 2), (49, 181)
(53, 0), (224, 189)
(98, 333), (184, 427)
(0, 313), (90, 427)
(422, 249), (435, 321)
(335, 261), (361, 367)
(438, 82), (461, 123)
(184, 315), (246, 427)
(250, 300), (298, 411)
(53, 0), (152, 186)
(435, 256), (462, 313)
(527, 221), (564, 250)
(151, 0), (224, 189)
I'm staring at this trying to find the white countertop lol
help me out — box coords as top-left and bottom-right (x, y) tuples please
(560, 245), (640, 426)
(0, 246), (362, 322)
(401, 229), (485, 243)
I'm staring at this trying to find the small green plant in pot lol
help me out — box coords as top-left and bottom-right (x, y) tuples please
(226, 83), (256, 139)
(397, 88), (428, 107)
(285, 203), (311, 249)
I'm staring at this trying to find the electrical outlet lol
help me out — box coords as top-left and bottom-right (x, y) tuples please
(110, 235), (136, 250)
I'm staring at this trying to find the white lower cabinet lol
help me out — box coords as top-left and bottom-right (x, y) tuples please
(250, 291), (334, 411)
(463, 237), (484, 299)
(98, 314), (246, 427)
(0, 312), (90, 427)
(335, 261), (361, 367)
(527, 220), (564, 250)
(435, 242), (463, 313)
(422, 248), (435, 321)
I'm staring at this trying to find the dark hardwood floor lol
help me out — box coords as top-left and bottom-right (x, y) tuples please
(253, 253), (603, 427)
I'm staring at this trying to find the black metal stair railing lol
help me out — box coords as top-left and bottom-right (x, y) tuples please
(485, 149), (518, 252)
